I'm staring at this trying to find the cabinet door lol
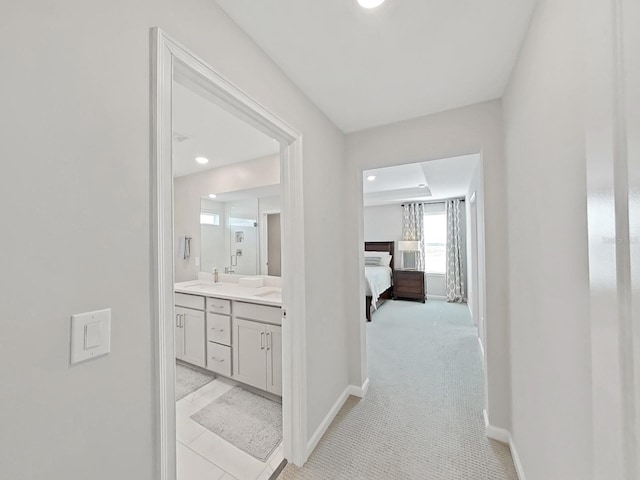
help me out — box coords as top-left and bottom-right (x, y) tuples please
(233, 318), (267, 390)
(178, 306), (206, 367)
(175, 309), (185, 360)
(265, 324), (282, 396)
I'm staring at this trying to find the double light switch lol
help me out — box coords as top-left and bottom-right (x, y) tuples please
(71, 308), (111, 364)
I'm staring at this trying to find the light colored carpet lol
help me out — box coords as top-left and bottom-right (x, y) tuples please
(191, 386), (283, 462)
(279, 300), (517, 480)
(175, 363), (214, 401)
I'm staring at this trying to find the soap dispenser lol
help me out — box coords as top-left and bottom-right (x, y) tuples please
(213, 267), (219, 283)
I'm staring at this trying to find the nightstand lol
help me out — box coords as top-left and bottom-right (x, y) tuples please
(393, 269), (426, 303)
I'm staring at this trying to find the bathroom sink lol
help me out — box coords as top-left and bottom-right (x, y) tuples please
(184, 283), (222, 290)
(253, 290), (281, 299)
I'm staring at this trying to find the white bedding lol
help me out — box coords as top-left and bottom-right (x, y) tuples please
(365, 265), (392, 308)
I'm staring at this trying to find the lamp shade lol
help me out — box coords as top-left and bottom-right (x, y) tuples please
(398, 240), (420, 251)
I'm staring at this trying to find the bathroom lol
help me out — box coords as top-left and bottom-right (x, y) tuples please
(171, 77), (285, 480)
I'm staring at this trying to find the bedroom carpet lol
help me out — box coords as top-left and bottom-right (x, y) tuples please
(279, 300), (517, 480)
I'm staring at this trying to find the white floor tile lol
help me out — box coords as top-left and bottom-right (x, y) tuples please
(188, 430), (267, 480)
(177, 442), (225, 480)
(255, 465), (274, 480)
(176, 412), (207, 445)
(219, 474), (239, 480)
(267, 444), (284, 472)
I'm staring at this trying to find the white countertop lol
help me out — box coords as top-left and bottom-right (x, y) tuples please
(175, 280), (282, 307)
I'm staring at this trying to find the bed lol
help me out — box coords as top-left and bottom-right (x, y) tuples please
(365, 241), (395, 322)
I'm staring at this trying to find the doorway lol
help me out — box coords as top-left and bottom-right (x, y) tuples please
(151, 29), (308, 480)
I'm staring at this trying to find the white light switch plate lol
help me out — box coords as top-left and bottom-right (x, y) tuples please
(71, 308), (111, 364)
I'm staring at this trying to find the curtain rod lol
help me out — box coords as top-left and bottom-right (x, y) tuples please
(400, 196), (465, 207)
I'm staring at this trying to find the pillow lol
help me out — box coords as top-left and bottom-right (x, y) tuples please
(364, 252), (392, 266)
(378, 254), (392, 267)
(365, 256), (382, 266)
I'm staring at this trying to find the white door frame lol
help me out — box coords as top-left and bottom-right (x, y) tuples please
(150, 28), (308, 480)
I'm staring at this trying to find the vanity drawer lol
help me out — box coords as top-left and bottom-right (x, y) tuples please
(207, 297), (231, 315)
(175, 293), (205, 310)
(207, 342), (231, 377)
(207, 313), (231, 346)
(234, 301), (282, 325)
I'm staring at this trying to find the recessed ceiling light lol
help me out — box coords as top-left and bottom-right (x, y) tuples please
(367, 175), (376, 181)
(208, 194), (217, 199)
(195, 156), (209, 164)
(418, 184), (426, 189)
(358, 0), (385, 9)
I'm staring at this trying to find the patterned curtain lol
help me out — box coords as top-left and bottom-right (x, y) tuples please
(446, 199), (465, 302)
(402, 203), (425, 270)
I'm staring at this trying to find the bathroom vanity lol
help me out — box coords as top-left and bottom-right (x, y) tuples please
(174, 279), (282, 396)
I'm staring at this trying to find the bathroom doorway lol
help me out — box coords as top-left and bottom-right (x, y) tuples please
(151, 29), (308, 480)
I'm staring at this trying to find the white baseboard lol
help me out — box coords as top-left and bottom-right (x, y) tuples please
(509, 436), (526, 480)
(306, 380), (370, 459)
(483, 409), (526, 480)
(306, 386), (351, 459)
(348, 378), (370, 398)
(428, 295), (447, 300)
(477, 337), (485, 359)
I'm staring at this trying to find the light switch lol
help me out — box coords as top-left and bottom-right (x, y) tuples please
(84, 322), (101, 349)
(71, 308), (111, 364)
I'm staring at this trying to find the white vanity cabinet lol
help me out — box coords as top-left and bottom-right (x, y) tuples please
(174, 286), (282, 396)
(174, 293), (206, 368)
(232, 302), (282, 396)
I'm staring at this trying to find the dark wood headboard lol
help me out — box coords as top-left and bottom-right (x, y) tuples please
(365, 241), (395, 273)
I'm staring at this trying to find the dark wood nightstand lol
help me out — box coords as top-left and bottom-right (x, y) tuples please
(393, 269), (426, 303)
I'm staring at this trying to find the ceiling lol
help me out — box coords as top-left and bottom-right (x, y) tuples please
(216, 0), (537, 132)
(363, 154), (479, 206)
(172, 81), (280, 177)
(201, 184), (281, 204)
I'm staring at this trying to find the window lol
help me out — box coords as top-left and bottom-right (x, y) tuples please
(200, 213), (220, 226)
(424, 212), (446, 274)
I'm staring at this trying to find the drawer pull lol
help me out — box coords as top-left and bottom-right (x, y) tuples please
(211, 357), (225, 363)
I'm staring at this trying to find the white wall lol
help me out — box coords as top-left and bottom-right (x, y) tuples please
(502, 0), (593, 478)
(174, 155), (279, 282)
(345, 100), (509, 430)
(0, 2), (348, 478)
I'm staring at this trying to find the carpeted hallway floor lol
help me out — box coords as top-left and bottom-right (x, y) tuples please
(279, 300), (517, 480)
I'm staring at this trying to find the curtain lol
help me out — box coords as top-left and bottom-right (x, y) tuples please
(446, 199), (465, 302)
(402, 203), (425, 270)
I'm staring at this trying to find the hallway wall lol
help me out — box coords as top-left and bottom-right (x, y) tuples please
(502, 0), (592, 478)
(0, 1), (349, 478)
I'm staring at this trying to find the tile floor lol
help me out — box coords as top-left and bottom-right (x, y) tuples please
(177, 376), (284, 480)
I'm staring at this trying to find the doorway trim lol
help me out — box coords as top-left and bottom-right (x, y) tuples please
(150, 28), (307, 480)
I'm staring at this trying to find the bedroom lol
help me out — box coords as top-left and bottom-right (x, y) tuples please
(362, 154), (480, 323)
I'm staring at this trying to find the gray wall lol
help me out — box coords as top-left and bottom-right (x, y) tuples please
(503, 0), (592, 477)
(0, 2), (349, 478)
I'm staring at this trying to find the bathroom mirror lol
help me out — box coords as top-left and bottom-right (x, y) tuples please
(200, 185), (281, 276)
